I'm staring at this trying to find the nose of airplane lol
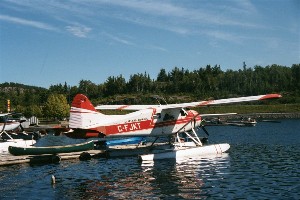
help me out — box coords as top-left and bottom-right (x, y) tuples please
(188, 109), (202, 127)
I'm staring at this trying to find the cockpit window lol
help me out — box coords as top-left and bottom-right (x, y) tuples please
(163, 113), (174, 121)
(180, 109), (186, 116)
(153, 113), (161, 119)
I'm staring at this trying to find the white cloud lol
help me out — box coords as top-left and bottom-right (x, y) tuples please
(101, 32), (135, 46)
(234, 0), (258, 14)
(147, 45), (168, 52)
(0, 14), (57, 31)
(204, 30), (243, 44)
(97, 0), (259, 28)
(65, 24), (92, 38)
(0, 0), (271, 43)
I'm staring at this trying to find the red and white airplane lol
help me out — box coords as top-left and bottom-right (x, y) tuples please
(66, 93), (282, 140)
(66, 93), (282, 160)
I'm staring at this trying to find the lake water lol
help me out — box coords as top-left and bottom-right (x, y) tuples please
(0, 119), (299, 199)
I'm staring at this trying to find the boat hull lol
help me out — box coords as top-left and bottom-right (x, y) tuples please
(8, 141), (94, 156)
(1, 139), (36, 154)
(106, 137), (145, 146)
(139, 143), (230, 161)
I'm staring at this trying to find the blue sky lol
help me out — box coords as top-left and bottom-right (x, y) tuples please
(0, 0), (299, 88)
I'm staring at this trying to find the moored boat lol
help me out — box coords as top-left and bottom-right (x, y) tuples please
(227, 117), (257, 126)
(1, 139), (36, 154)
(94, 137), (146, 149)
(106, 137), (146, 146)
(8, 140), (94, 156)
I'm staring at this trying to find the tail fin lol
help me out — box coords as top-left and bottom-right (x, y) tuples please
(67, 94), (106, 139)
(71, 94), (97, 111)
(69, 94), (104, 129)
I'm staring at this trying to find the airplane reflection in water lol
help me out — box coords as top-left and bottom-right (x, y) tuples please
(55, 154), (229, 199)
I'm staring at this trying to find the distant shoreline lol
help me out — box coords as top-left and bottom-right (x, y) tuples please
(205, 112), (300, 120)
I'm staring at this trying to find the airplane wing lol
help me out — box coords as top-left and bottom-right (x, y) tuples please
(95, 104), (158, 110)
(95, 94), (282, 111)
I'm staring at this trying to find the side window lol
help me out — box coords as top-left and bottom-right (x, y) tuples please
(180, 109), (186, 116)
(153, 113), (161, 119)
(163, 113), (174, 121)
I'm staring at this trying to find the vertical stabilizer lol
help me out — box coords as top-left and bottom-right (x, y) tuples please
(71, 94), (97, 111)
(69, 94), (105, 131)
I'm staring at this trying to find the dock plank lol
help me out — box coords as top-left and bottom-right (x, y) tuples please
(0, 149), (105, 166)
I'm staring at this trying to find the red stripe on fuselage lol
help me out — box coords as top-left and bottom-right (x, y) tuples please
(99, 115), (201, 135)
(103, 120), (152, 135)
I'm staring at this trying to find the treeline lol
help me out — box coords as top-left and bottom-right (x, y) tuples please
(0, 64), (299, 117)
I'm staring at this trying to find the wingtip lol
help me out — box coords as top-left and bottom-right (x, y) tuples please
(259, 94), (282, 100)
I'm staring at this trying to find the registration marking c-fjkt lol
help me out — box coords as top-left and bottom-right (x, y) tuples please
(117, 123), (141, 132)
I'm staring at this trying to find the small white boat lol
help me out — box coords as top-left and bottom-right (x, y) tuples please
(1, 139), (36, 154)
(226, 117), (257, 127)
(139, 143), (230, 161)
(1, 113), (37, 155)
(0, 113), (21, 132)
(0, 121), (20, 132)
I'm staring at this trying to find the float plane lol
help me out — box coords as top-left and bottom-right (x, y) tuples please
(0, 113), (36, 154)
(0, 113), (21, 134)
(66, 93), (281, 160)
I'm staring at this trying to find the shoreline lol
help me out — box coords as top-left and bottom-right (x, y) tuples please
(204, 112), (300, 120)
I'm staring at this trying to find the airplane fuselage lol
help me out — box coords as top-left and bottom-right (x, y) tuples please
(68, 105), (201, 139)
(0, 121), (20, 132)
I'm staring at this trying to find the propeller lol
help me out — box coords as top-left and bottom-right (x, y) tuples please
(19, 122), (25, 132)
(175, 112), (200, 135)
(200, 124), (209, 136)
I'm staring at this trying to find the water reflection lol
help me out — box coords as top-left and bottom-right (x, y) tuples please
(140, 154), (230, 199)
(49, 154), (230, 199)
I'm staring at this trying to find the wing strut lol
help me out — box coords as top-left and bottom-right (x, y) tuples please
(150, 136), (160, 147)
(175, 113), (200, 134)
(174, 112), (204, 147)
(177, 128), (203, 147)
(200, 124), (209, 136)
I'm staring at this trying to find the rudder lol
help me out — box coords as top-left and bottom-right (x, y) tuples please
(71, 94), (97, 111)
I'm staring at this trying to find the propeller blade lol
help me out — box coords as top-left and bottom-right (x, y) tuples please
(19, 123), (25, 132)
(175, 113), (200, 135)
(201, 125), (209, 136)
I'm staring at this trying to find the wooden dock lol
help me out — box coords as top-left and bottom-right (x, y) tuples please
(0, 150), (105, 166)
(0, 143), (172, 166)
